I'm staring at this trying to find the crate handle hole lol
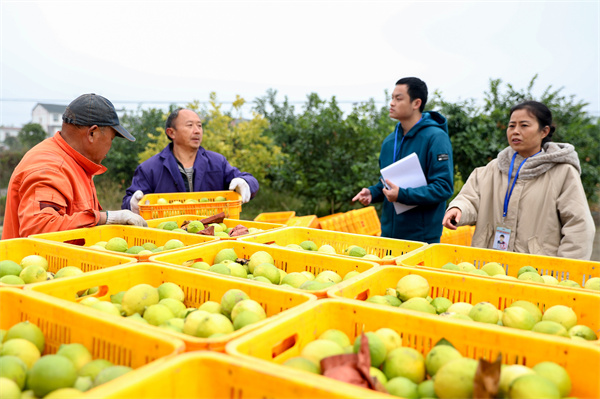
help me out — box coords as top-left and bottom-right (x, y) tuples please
(75, 285), (109, 300)
(355, 289), (370, 301)
(64, 238), (86, 246)
(271, 334), (298, 359)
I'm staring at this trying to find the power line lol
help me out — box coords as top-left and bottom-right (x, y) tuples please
(0, 98), (388, 104)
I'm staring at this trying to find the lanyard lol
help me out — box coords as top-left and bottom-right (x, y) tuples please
(392, 124), (404, 163)
(503, 151), (541, 217)
(392, 118), (422, 162)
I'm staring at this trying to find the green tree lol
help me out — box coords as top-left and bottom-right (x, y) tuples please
(0, 150), (25, 187)
(433, 75), (600, 203)
(255, 91), (394, 215)
(4, 123), (47, 152)
(202, 93), (285, 185)
(95, 107), (164, 187)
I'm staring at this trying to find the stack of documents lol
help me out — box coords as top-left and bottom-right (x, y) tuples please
(380, 152), (426, 214)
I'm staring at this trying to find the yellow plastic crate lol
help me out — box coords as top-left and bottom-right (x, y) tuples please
(88, 351), (390, 399)
(149, 240), (378, 298)
(146, 215), (285, 240)
(226, 299), (600, 398)
(286, 215), (320, 228)
(0, 238), (136, 288)
(327, 266), (600, 333)
(349, 206), (381, 236)
(0, 288), (184, 396)
(317, 213), (344, 232)
(253, 211), (296, 224)
(397, 243), (600, 290)
(25, 263), (316, 352)
(30, 225), (218, 261)
(343, 212), (361, 234)
(138, 191), (242, 220)
(440, 225), (474, 246)
(319, 213), (353, 233)
(238, 227), (426, 265)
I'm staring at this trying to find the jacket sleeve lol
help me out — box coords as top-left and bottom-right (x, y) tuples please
(221, 160), (259, 198)
(17, 168), (100, 237)
(368, 149), (387, 203)
(122, 164), (154, 210)
(396, 134), (454, 206)
(446, 167), (485, 226)
(556, 166), (596, 260)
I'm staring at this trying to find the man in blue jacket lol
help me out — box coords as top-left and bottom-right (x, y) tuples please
(352, 77), (453, 243)
(122, 108), (259, 213)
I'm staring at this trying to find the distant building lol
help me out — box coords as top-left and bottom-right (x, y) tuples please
(32, 103), (67, 135)
(0, 126), (21, 149)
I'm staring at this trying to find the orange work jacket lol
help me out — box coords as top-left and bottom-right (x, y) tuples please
(2, 132), (106, 239)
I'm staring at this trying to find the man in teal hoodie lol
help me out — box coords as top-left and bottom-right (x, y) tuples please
(353, 77), (453, 243)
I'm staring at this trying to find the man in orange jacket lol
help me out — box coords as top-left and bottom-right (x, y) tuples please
(2, 93), (147, 240)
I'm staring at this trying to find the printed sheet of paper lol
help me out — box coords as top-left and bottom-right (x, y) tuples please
(380, 152), (427, 214)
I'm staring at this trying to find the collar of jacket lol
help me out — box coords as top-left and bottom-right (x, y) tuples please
(497, 142), (581, 179)
(54, 132), (107, 176)
(160, 144), (206, 191)
(402, 111), (449, 139)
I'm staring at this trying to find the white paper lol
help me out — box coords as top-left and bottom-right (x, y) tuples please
(380, 152), (427, 214)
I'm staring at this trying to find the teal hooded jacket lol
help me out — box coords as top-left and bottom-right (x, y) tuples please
(368, 111), (454, 243)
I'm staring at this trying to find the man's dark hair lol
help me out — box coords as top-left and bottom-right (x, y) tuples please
(164, 108), (184, 141)
(395, 77), (428, 112)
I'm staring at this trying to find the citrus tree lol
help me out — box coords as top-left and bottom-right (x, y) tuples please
(255, 90), (394, 215)
(431, 75), (600, 203)
(201, 93), (285, 184)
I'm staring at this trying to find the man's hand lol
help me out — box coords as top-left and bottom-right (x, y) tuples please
(106, 210), (148, 227)
(442, 207), (462, 230)
(130, 190), (144, 214)
(229, 178), (251, 203)
(382, 179), (399, 203)
(352, 188), (372, 206)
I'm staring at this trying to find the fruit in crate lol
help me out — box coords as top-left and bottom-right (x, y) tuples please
(360, 274), (598, 342)
(0, 260), (22, 278)
(90, 236), (187, 255)
(182, 247), (358, 291)
(77, 283), (268, 337)
(0, 321), (131, 396)
(279, 329), (573, 399)
(155, 213), (265, 238)
(416, 259), (598, 292)
(270, 239), (391, 261)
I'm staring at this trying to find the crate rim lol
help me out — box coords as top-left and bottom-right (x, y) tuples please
(396, 243), (600, 294)
(147, 240), (381, 298)
(238, 226), (427, 265)
(23, 262), (318, 352)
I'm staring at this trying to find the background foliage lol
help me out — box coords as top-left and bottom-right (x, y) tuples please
(1, 77), (598, 221)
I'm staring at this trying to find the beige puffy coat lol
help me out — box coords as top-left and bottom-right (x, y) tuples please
(448, 142), (595, 260)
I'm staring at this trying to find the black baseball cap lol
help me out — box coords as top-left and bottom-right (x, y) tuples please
(62, 93), (135, 142)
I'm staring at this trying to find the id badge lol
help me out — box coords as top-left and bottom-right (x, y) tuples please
(493, 226), (511, 251)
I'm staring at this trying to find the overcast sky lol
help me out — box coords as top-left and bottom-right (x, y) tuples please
(1, 0), (598, 127)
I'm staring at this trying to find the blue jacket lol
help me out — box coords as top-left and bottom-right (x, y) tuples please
(369, 111), (453, 243)
(122, 144), (259, 209)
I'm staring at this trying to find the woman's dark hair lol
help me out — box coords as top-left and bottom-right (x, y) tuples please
(510, 101), (556, 145)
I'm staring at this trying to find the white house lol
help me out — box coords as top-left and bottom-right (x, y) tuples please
(0, 126), (21, 148)
(32, 103), (67, 136)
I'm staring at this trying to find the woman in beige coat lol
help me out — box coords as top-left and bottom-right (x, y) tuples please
(442, 101), (595, 260)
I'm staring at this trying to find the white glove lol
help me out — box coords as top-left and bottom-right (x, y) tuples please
(106, 210), (148, 227)
(130, 190), (145, 215)
(229, 178), (251, 203)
